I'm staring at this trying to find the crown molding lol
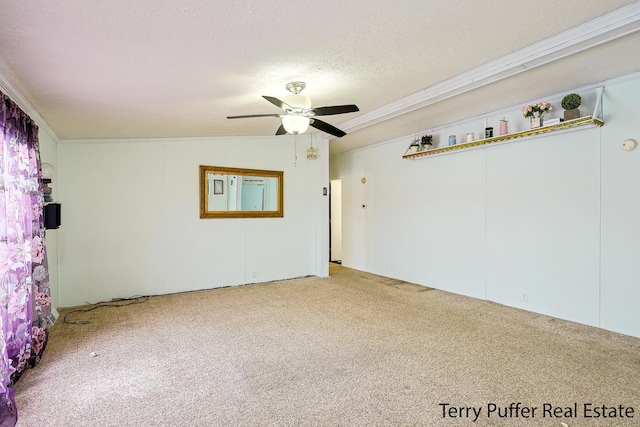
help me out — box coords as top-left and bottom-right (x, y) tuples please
(0, 69), (60, 144)
(57, 133), (314, 145)
(340, 2), (640, 134)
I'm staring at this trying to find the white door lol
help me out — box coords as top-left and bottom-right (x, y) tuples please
(241, 183), (265, 211)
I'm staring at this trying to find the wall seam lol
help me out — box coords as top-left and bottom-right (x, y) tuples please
(484, 149), (489, 301)
(598, 126), (603, 328)
(161, 141), (166, 295)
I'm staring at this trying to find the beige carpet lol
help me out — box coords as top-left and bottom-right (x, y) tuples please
(15, 264), (640, 426)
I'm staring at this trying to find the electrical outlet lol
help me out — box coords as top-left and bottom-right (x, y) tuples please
(522, 293), (528, 302)
(252, 271), (258, 279)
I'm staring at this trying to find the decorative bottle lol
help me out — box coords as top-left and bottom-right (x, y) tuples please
(500, 118), (508, 135)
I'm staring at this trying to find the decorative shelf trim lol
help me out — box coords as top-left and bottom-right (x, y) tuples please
(403, 116), (604, 159)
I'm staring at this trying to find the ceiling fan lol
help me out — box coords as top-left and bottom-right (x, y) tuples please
(226, 82), (359, 138)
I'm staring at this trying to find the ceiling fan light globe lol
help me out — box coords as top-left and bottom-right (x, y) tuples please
(282, 115), (310, 134)
(41, 162), (56, 180)
(283, 94), (311, 110)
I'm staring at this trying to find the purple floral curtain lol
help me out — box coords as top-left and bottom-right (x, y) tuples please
(0, 91), (52, 427)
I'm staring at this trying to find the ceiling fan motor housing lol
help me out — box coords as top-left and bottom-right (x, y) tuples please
(283, 81), (312, 114)
(283, 94), (312, 112)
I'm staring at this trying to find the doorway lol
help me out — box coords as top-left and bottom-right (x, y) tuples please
(330, 179), (342, 263)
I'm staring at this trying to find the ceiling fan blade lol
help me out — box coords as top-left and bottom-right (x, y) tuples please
(312, 104), (360, 116)
(309, 119), (346, 138)
(263, 96), (293, 110)
(275, 124), (287, 135)
(227, 114), (281, 119)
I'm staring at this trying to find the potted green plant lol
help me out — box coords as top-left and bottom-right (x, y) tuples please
(420, 134), (433, 150)
(561, 93), (582, 121)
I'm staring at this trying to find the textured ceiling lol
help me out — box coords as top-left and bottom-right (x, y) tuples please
(0, 0), (639, 155)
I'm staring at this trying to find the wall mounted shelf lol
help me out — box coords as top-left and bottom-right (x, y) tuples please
(403, 117), (604, 159)
(403, 87), (605, 159)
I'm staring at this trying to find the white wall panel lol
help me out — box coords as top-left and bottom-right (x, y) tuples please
(366, 139), (420, 282)
(413, 149), (487, 299)
(58, 142), (165, 306)
(486, 130), (601, 326)
(330, 179), (342, 262)
(339, 150), (369, 271)
(161, 139), (247, 294)
(600, 78), (640, 337)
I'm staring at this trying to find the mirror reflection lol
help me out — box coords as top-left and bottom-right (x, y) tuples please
(200, 166), (283, 218)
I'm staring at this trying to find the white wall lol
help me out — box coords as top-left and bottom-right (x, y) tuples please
(330, 72), (640, 338)
(39, 131), (59, 311)
(57, 134), (327, 307)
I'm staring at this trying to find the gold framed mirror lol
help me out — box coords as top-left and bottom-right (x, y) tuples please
(199, 165), (284, 218)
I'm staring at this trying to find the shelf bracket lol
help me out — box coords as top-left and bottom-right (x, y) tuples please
(593, 86), (604, 122)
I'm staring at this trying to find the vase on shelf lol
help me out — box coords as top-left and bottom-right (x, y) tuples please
(530, 116), (543, 129)
(564, 108), (580, 121)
